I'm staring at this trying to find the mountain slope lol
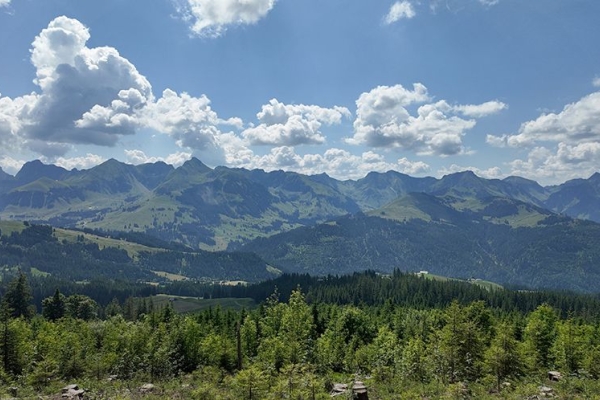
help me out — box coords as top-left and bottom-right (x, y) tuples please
(240, 200), (600, 292)
(545, 173), (600, 221)
(0, 221), (278, 282)
(0, 159), (598, 251)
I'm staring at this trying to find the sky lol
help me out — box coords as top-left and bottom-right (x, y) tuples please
(0, 0), (599, 185)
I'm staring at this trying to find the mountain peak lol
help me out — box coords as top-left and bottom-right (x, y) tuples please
(180, 157), (211, 173)
(443, 170), (478, 179)
(92, 158), (133, 175)
(15, 159), (69, 185)
(439, 170), (483, 187)
(101, 158), (122, 166)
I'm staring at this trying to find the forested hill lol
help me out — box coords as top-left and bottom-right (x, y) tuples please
(0, 221), (278, 283)
(240, 207), (600, 293)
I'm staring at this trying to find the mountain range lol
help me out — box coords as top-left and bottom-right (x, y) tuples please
(1, 159), (599, 291)
(1, 158), (599, 248)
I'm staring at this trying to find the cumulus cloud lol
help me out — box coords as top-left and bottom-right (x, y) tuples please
(349, 84), (504, 156)
(384, 1), (416, 24)
(220, 138), (430, 180)
(488, 92), (600, 148)
(175, 0), (277, 38)
(242, 99), (351, 146)
(0, 156), (26, 175)
(485, 90), (600, 184)
(0, 93), (38, 152)
(49, 153), (106, 171)
(438, 164), (505, 180)
(124, 149), (192, 167)
(0, 17), (244, 161)
(0, 0), (10, 8)
(0, 16), (153, 157)
(506, 143), (600, 185)
(141, 89), (228, 150)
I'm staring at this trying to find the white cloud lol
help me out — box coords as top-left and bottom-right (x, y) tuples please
(0, 17), (244, 162)
(0, 93), (38, 153)
(49, 154), (106, 171)
(593, 77), (600, 88)
(454, 100), (507, 118)
(141, 89), (227, 150)
(0, 0), (10, 8)
(384, 1), (416, 24)
(486, 134), (508, 148)
(349, 84), (503, 156)
(487, 91), (600, 184)
(220, 138), (430, 180)
(0, 16), (153, 157)
(488, 92), (600, 148)
(0, 156), (26, 175)
(124, 149), (192, 167)
(242, 99), (351, 146)
(429, 0), (500, 13)
(75, 88), (147, 133)
(397, 157), (431, 175)
(438, 164), (505, 180)
(507, 143), (600, 185)
(175, 0), (277, 38)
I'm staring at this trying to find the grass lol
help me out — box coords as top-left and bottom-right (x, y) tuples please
(30, 267), (51, 278)
(0, 220), (27, 236)
(151, 295), (256, 313)
(152, 270), (188, 281)
(417, 272), (503, 291)
(53, 227), (162, 258)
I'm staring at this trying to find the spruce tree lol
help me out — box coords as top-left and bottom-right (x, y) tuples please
(3, 272), (33, 319)
(42, 289), (66, 321)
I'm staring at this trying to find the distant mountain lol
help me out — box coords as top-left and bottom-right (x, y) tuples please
(0, 167), (13, 182)
(0, 158), (598, 252)
(545, 173), (600, 222)
(339, 170), (436, 210)
(0, 167), (16, 193)
(15, 160), (71, 185)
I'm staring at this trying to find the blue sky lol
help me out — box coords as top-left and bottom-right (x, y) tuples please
(0, 0), (599, 185)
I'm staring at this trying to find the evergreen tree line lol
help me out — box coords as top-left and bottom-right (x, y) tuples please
(169, 271), (600, 321)
(2, 274), (600, 398)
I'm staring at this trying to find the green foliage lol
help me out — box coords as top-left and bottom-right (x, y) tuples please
(242, 210), (600, 292)
(0, 222), (277, 284)
(3, 272), (33, 319)
(524, 304), (558, 370)
(0, 292), (600, 398)
(42, 289), (65, 321)
(484, 323), (524, 390)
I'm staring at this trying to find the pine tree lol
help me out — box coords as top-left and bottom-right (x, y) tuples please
(4, 272), (33, 319)
(42, 289), (66, 321)
(484, 323), (524, 391)
(524, 304), (557, 370)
